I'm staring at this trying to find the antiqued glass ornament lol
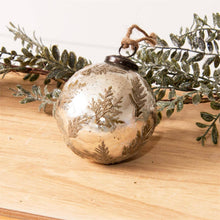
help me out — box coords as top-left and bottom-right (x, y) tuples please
(55, 55), (157, 164)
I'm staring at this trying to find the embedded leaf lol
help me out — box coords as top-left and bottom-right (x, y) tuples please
(203, 65), (210, 77)
(202, 56), (215, 68)
(196, 122), (208, 128)
(157, 37), (168, 47)
(61, 49), (68, 65)
(76, 57), (86, 71)
(207, 42), (213, 52)
(52, 45), (60, 61)
(9, 22), (16, 28)
(198, 37), (206, 51)
(29, 74), (39, 81)
(210, 101), (220, 110)
(171, 60), (181, 70)
(214, 55), (220, 68)
(193, 36), (199, 49)
(43, 47), (50, 59)
(156, 111), (162, 125)
(196, 136), (202, 141)
(157, 89), (166, 101)
(51, 88), (61, 98)
(187, 35), (193, 48)
(179, 36), (186, 47)
(206, 33), (215, 42)
(44, 78), (51, 85)
(68, 52), (76, 68)
(166, 109), (174, 118)
(170, 51), (177, 59)
(23, 73), (31, 80)
(179, 27), (183, 35)
(157, 101), (170, 112)
(47, 68), (64, 79)
(213, 13), (217, 26)
(15, 85), (31, 95)
(168, 89), (176, 100)
(156, 50), (163, 58)
(181, 62), (190, 73)
(174, 51), (181, 61)
(179, 81), (193, 91)
(21, 48), (33, 57)
(200, 112), (214, 122)
(146, 69), (153, 79)
(170, 34), (181, 47)
(4, 58), (11, 65)
(11, 50), (17, 56)
(176, 100), (183, 112)
(29, 58), (38, 66)
(199, 30), (205, 39)
(1, 46), (7, 53)
(213, 40), (219, 53)
(192, 63), (200, 77)
(216, 12), (220, 28)
(192, 93), (201, 105)
(20, 97), (36, 104)
(212, 124), (218, 144)
(188, 53), (204, 63)
(162, 50), (170, 61)
(181, 51), (189, 62)
(167, 101), (175, 110)
(32, 85), (42, 97)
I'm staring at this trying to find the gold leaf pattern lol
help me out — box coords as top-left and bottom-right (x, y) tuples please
(68, 114), (90, 138)
(81, 64), (107, 76)
(68, 113), (155, 164)
(81, 63), (127, 76)
(129, 77), (148, 118)
(94, 141), (113, 164)
(122, 116), (154, 158)
(89, 86), (124, 130)
(68, 141), (113, 164)
(68, 80), (86, 90)
(59, 80), (86, 109)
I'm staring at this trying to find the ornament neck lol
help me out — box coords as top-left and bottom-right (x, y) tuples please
(104, 55), (138, 72)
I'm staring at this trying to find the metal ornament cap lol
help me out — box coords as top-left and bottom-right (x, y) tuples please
(105, 55), (138, 72)
(55, 57), (156, 165)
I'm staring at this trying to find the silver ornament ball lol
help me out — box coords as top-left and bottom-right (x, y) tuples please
(55, 56), (157, 164)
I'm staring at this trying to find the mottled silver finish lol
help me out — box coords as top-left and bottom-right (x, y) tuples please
(55, 62), (156, 164)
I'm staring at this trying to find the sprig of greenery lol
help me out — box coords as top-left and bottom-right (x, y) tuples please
(196, 101), (220, 145)
(1, 22), (90, 86)
(0, 23), (89, 115)
(133, 13), (220, 145)
(0, 14), (219, 146)
(10, 85), (61, 116)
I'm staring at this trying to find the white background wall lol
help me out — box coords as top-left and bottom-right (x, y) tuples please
(0, 0), (219, 62)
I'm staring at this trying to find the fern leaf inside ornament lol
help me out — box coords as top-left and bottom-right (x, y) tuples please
(55, 55), (157, 164)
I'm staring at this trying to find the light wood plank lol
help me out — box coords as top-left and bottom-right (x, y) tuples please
(0, 73), (220, 220)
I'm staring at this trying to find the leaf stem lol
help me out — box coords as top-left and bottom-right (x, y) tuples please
(138, 60), (218, 85)
(142, 45), (220, 57)
(201, 113), (220, 138)
(180, 27), (219, 38)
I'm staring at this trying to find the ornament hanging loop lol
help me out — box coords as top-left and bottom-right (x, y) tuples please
(119, 24), (157, 57)
(118, 45), (137, 58)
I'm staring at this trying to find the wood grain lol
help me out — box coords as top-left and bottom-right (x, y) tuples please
(0, 72), (220, 220)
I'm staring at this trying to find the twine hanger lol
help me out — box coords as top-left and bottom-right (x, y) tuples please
(119, 24), (157, 57)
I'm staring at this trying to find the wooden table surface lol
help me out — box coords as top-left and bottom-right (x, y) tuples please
(0, 72), (220, 220)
